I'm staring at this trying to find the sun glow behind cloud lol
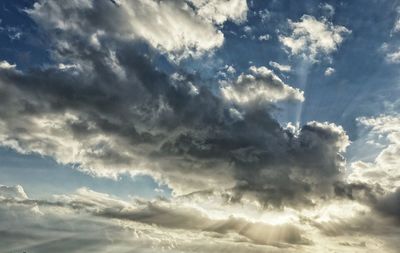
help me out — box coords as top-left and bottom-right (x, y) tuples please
(1, 0), (400, 252)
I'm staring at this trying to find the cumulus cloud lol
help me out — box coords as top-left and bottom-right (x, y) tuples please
(0, 0), (354, 211)
(0, 21), (354, 211)
(385, 50), (400, 63)
(189, 0), (248, 25)
(394, 19), (400, 33)
(324, 67), (335, 76)
(0, 60), (16, 70)
(0, 54), (350, 208)
(332, 115), (400, 225)
(392, 7), (400, 34)
(279, 15), (350, 62)
(220, 66), (303, 105)
(1, 1), (400, 252)
(349, 115), (400, 191)
(380, 42), (400, 64)
(0, 185), (28, 199)
(258, 34), (270, 41)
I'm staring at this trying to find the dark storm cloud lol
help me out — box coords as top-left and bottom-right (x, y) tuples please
(167, 120), (350, 208)
(333, 181), (400, 222)
(0, 61), (350, 208)
(0, 0), (351, 208)
(375, 188), (400, 219)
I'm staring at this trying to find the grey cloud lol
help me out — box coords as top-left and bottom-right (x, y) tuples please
(227, 121), (350, 207)
(0, 60), (350, 208)
(375, 188), (400, 219)
(333, 181), (381, 202)
(306, 203), (400, 253)
(345, 115), (400, 219)
(333, 181), (400, 221)
(1, 1), (399, 252)
(0, 0), (352, 209)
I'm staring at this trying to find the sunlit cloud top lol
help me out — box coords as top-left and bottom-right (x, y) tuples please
(0, 0), (400, 252)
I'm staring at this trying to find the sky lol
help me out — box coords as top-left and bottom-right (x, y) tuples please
(0, 0), (400, 252)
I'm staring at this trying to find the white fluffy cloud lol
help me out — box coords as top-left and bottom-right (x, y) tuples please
(221, 66), (304, 105)
(379, 42), (400, 64)
(189, 0), (248, 25)
(324, 67), (335, 76)
(0, 60), (16, 70)
(0, 184), (28, 199)
(392, 7), (400, 33)
(279, 15), (350, 62)
(394, 20), (400, 33)
(349, 115), (400, 191)
(385, 50), (400, 63)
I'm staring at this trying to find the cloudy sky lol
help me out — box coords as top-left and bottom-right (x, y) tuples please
(0, 0), (400, 252)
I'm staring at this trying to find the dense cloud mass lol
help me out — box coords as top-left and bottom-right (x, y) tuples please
(345, 115), (400, 219)
(0, 0), (351, 207)
(0, 0), (400, 252)
(349, 115), (400, 191)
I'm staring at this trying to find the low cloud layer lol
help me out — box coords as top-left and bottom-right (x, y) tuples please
(0, 186), (310, 251)
(1, 184), (400, 253)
